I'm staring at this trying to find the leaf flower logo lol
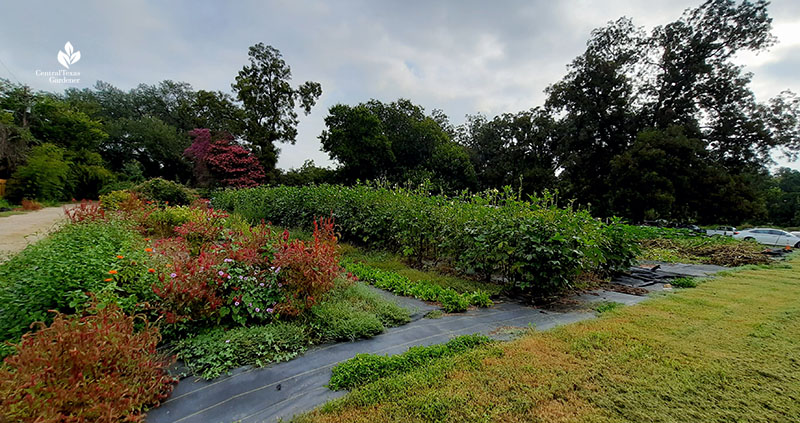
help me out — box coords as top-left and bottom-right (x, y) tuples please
(57, 42), (81, 69)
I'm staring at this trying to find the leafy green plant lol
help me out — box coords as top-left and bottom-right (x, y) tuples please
(328, 334), (491, 390)
(670, 277), (698, 288)
(6, 143), (71, 202)
(176, 323), (308, 379)
(132, 177), (198, 205)
(0, 220), (155, 344)
(343, 260), (491, 312)
(593, 301), (623, 313)
(308, 281), (410, 342)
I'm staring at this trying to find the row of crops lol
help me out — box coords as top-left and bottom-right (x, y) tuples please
(212, 185), (639, 297)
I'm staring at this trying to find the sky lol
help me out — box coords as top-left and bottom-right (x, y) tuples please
(1, 0), (799, 171)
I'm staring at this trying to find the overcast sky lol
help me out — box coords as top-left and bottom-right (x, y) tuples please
(1, 0), (799, 171)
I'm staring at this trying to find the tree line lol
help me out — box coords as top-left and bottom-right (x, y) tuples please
(1, 0), (799, 226)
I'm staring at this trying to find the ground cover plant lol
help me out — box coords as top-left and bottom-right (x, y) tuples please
(342, 259), (491, 313)
(340, 245), (505, 296)
(328, 334), (492, 391)
(213, 184), (639, 299)
(296, 255), (800, 423)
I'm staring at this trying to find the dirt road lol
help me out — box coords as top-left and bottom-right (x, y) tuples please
(0, 206), (67, 259)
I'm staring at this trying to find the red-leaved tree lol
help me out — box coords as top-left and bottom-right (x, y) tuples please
(184, 129), (265, 188)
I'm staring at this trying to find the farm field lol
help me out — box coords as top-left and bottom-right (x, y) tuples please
(296, 257), (800, 423)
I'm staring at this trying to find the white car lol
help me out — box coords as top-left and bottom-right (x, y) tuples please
(733, 228), (800, 248)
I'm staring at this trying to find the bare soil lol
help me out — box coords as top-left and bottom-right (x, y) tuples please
(0, 206), (68, 260)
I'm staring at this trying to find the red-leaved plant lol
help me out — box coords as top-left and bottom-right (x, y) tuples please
(151, 248), (224, 323)
(64, 200), (106, 223)
(273, 217), (342, 316)
(0, 302), (175, 422)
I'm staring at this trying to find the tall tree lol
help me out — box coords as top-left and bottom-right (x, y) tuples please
(232, 43), (322, 179)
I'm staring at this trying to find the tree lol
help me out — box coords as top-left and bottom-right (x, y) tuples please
(103, 116), (190, 180)
(6, 143), (71, 201)
(232, 43), (322, 178)
(319, 104), (393, 182)
(545, 17), (643, 215)
(184, 129), (265, 188)
(457, 109), (558, 195)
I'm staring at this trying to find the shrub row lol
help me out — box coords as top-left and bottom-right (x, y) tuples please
(212, 184), (639, 297)
(342, 260), (491, 313)
(328, 334), (491, 390)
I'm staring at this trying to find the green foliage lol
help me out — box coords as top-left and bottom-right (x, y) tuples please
(593, 301), (623, 313)
(132, 177), (197, 205)
(213, 184), (635, 298)
(67, 149), (115, 199)
(342, 260), (489, 313)
(670, 277), (698, 288)
(308, 281), (410, 342)
(99, 189), (134, 211)
(0, 220), (154, 343)
(143, 205), (195, 237)
(328, 334), (491, 390)
(6, 143), (71, 202)
(232, 43), (322, 177)
(176, 323), (308, 379)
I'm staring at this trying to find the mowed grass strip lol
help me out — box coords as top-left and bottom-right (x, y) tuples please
(296, 258), (800, 423)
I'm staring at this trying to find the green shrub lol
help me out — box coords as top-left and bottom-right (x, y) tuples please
(132, 177), (197, 205)
(342, 260), (490, 312)
(309, 281), (410, 342)
(6, 143), (71, 202)
(176, 323), (309, 379)
(670, 277), (698, 288)
(99, 189), (134, 211)
(212, 184), (636, 298)
(328, 334), (491, 390)
(143, 205), (195, 237)
(0, 220), (155, 344)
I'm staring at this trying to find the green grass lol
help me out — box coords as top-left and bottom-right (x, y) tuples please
(296, 258), (800, 423)
(340, 245), (504, 296)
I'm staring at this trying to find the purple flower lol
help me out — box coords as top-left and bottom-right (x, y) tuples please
(224, 258), (233, 263)
(225, 339), (230, 343)
(255, 307), (260, 312)
(278, 283), (282, 288)
(234, 301), (240, 306)
(275, 266), (281, 273)
(227, 275), (231, 279)
(267, 308), (274, 314)
(259, 282), (265, 287)
(218, 270), (225, 276)
(248, 302), (252, 307)
(239, 275), (244, 280)
(170, 273), (177, 278)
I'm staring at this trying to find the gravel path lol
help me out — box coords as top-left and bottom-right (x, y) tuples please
(0, 206), (67, 260)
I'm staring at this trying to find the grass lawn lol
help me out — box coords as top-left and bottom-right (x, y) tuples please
(340, 244), (505, 296)
(297, 257), (800, 423)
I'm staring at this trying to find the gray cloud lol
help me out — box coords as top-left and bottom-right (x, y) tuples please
(1, 0), (798, 170)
